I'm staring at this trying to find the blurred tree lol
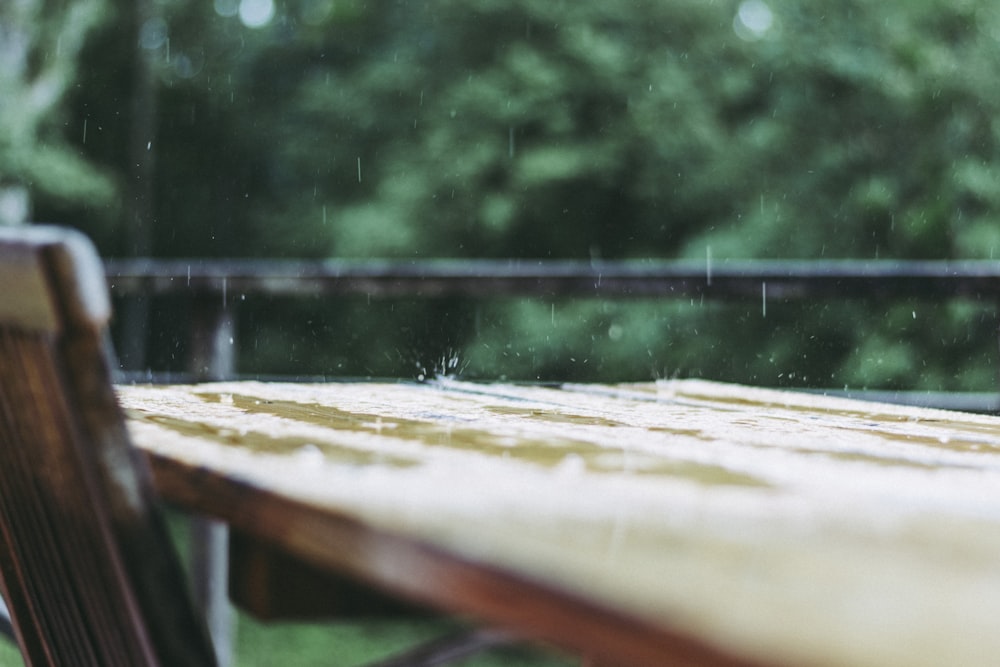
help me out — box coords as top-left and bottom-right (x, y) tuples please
(0, 0), (115, 225)
(60, 0), (1000, 389)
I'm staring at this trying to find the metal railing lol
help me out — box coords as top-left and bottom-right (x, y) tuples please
(105, 257), (1000, 300)
(104, 257), (1000, 411)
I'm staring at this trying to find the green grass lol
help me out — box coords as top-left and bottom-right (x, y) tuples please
(0, 637), (21, 665)
(233, 615), (574, 666)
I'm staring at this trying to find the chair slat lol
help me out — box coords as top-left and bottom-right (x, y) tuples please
(0, 226), (216, 667)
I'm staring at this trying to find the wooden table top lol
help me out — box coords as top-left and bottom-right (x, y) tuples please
(119, 379), (1000, 667)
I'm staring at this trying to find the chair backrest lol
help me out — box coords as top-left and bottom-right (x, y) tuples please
(0, 226), (217, 666)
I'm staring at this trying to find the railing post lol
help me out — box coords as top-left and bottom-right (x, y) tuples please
(188, 295), (237, 382)
(187, 293), (236, 666)
(192, 517), (233, 667)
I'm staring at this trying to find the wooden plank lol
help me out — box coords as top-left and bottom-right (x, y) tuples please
(120, 379), (1000, 667)
(142, 448), (754, 667)
(228, 529), (430, 620)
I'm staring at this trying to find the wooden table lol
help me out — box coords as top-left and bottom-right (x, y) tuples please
(118, 379), (1000, 667)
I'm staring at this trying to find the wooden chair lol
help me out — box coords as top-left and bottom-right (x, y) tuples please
(0, 225), (514, 667)
(0, 225), (217, 666)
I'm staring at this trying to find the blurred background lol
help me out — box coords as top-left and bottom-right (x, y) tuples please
(3, 0), (1000, 388)
(5, 2), (1000, 665)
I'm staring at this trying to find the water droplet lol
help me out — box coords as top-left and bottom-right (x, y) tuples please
(297, 443), (324, 467)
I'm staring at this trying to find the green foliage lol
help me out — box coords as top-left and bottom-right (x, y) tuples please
(53, 0), (1000, 389)
(234, 616), (572, 667)
(0, 0), (116, 216)
(0, 638), (21, 665)
(15, 143), (117, 206)
(239, 0), (752, 259)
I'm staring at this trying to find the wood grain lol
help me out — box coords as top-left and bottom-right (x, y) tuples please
(122, 379), (1000, 667)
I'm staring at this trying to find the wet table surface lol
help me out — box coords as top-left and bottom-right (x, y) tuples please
(118, 379), (1000, 667)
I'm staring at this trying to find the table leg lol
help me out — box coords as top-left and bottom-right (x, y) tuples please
(192, 516), (234, 667)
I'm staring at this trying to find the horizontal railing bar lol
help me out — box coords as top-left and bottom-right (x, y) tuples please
(104, 258), (1000, 300)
